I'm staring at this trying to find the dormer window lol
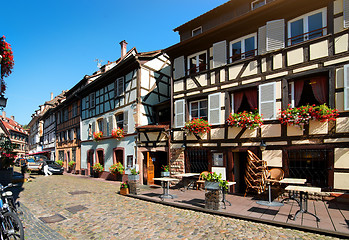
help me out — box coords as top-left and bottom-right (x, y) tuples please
(251, 0), (266, 10)
(192, 26), (202, 37)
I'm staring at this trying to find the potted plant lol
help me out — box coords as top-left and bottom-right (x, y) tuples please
(93, 131), (103, 142)
(201, 172), (228, 190)
(226, 110), (263, 130)
(0, 134), (17, 185)
(184, 118), (211, 136)
(0, 36), (14, 80)
(120, 182), (129, 195)
(109, 162), (124, 181)
(56, 160), (63, 167)
(92, 163), (104, 178)
(161, 165), (170, 177)
(68, 160), (76, 172)
(128, 168), (140, 181)
(111, 128), (124, 140)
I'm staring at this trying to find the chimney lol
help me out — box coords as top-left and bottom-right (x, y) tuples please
(2, 111), (5, 119)
(119, 40), (128, 58)
(11, 116), (14, 121)
(51, 92), (53, 100)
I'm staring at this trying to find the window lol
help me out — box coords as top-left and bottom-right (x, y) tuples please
(288, 76), (328, 108)
(127, 155), (133, 168)
(212, 153), (224, 167)
(97, 118), (104, 132)
(192, 26), (202, 37)
(231, 88), (258, 113)
(251, 0), (266, 10)
(344, 64), (349, 110)
(230, 33), (257, 62)
(115, 113), (124, 129)
(187, 51), (207, 74)
(189, 99), (208, 120)
(72, 102), (78, 117)
(288, 8), (327, 46)
(116, 77), (124, 96)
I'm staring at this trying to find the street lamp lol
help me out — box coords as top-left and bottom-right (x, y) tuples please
(260, 140), (267, 152)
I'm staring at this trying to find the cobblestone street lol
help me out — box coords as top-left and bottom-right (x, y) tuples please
(17, 174), (339, 240)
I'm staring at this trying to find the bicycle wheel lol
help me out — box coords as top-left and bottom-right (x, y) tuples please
(2, 212), (24, 240)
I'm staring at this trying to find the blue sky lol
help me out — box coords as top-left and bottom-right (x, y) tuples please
(2, 0), (228, 125)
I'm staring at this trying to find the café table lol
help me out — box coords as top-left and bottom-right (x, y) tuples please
(285, 185), (321, 222)
(153, 177), (179, 200)
(279, 178), (306, 205)
(221, 181), (236, 209)
(173, 173), (200, 191)
(256, 179), (284, 207)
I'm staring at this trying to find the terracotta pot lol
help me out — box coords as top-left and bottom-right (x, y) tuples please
(120, 188), (129, 195)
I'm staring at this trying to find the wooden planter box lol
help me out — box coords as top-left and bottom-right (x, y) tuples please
(120, 188), (129, 195)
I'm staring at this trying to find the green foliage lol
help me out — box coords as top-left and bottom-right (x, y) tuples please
(92, 163), (104, 173)
(0, 134), (17, 169)
(109, 162), (124, 174)
(56, 160), (63, 167)
(130, 168), (139, 175)
(68, 160), (76, 168)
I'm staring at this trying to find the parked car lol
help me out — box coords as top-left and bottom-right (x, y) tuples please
(26, 158), (43, 173)
(46, 160), (64, 175)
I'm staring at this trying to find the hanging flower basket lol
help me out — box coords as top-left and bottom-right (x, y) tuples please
(0, 36), (14, 80)
(111, 128), (124, 140)
(93, 131), (103, 142)
(184, 118), (211, 135)
(279, 104), (338, 129)
(226, 110), (263, 130)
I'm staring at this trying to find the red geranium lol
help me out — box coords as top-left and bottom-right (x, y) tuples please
(0, 36), (14, 79)
(184, 118), (211, 135)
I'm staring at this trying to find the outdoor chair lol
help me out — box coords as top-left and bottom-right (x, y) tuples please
(244, 150), (268, 197)
(195, 171), (210, 190)
(267, 168), (285, 199)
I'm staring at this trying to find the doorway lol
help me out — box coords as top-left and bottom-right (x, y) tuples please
(233, 152), (247, 194)
(97, 150), (104, 167)
(87, 150), (94, 176)
(143, 151), (168, 185)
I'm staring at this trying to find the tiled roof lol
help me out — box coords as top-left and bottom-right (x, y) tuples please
(0, 116), (28, 135)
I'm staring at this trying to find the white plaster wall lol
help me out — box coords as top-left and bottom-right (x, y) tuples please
(287, 48), (304, 66)
(228, 64), (243, 80)
(273, 54), (282, 70)
(334, 172), (349, 190)
(335, 34), (348, 54)
(336, 117), (349, 133)
(310, 40), (329, 60)
(174, 80), (184, 92)
(241, 61), (258, 77)
(334, 148), (349, 169)
(262, 150), (282, 167)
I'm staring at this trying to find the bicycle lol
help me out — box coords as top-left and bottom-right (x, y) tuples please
(0, 184), (24, 239)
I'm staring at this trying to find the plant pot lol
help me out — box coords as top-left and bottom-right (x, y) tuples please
(120, 188), (129, 195)
(161, 171), (170, 177)
(205, 181), (220, 190)
(128, 174), (139, 181)
(93, 171), (102, 178)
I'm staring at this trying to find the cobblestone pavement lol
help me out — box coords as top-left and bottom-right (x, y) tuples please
(17, 174), (340, 240)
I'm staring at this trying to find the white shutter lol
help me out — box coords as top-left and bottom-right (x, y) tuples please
(259, 82), (276, 120)
(174, 56), (185, 80)
(258, 25), (267, 55)
(213, 40), (227, 68)
(91, 122), (95, 133)
(123, 111), (128, 133)
(103, 118), (108, 136)
(344, 0), (349, 28)
(208, 93), (221, 125)
(266, 19), (285, 52)
(174, 99), (185, 128)
(344, 64), (349, 110)
(231, 93), (234, 114)
(108, 116), (113, 134)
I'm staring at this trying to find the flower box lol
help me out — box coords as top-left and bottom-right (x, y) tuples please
(128, 174), (139, 181)
(205, 181), (220, 190)
(161, 171), (170, 177)
(120, 188), (129, 195)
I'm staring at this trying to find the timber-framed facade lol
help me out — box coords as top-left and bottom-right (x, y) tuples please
(166, 0), (349, 193)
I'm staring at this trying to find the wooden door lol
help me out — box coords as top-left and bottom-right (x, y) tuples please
(147, 152), (155, 185)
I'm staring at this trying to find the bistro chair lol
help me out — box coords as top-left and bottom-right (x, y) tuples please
(195, 171), (210, 190)
(267, 168), (285, 200)
(244, 150), (268, 197)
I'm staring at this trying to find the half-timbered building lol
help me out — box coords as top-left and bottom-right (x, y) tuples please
(79, 41), (171, 184)
(166, 0), (349, 193)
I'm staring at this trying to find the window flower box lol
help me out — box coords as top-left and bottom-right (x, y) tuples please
(226, 110), (263, 130)
(93, 131), (103, 142)
(184, 118), (211, 135)
(111, 128), (124, 140)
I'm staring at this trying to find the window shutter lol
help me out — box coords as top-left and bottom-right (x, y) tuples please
(174, 99), (185, 128)
(123, 111), (128, 134)
(109, 116), (113, 134)
(174, 56), (185, 80)
(231, 93), (234, 114)
(259, 82), (276, 120)
(91, 122), (95, 134)
(258, 25), (267, 55)
(208, 93), (221, 125)
(103, 118), (108, 136)
(345, 0), (349, 28)
(344, 64), (349, 110)
(213, 40), (227, 68)
(266, 19), (285, 52)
